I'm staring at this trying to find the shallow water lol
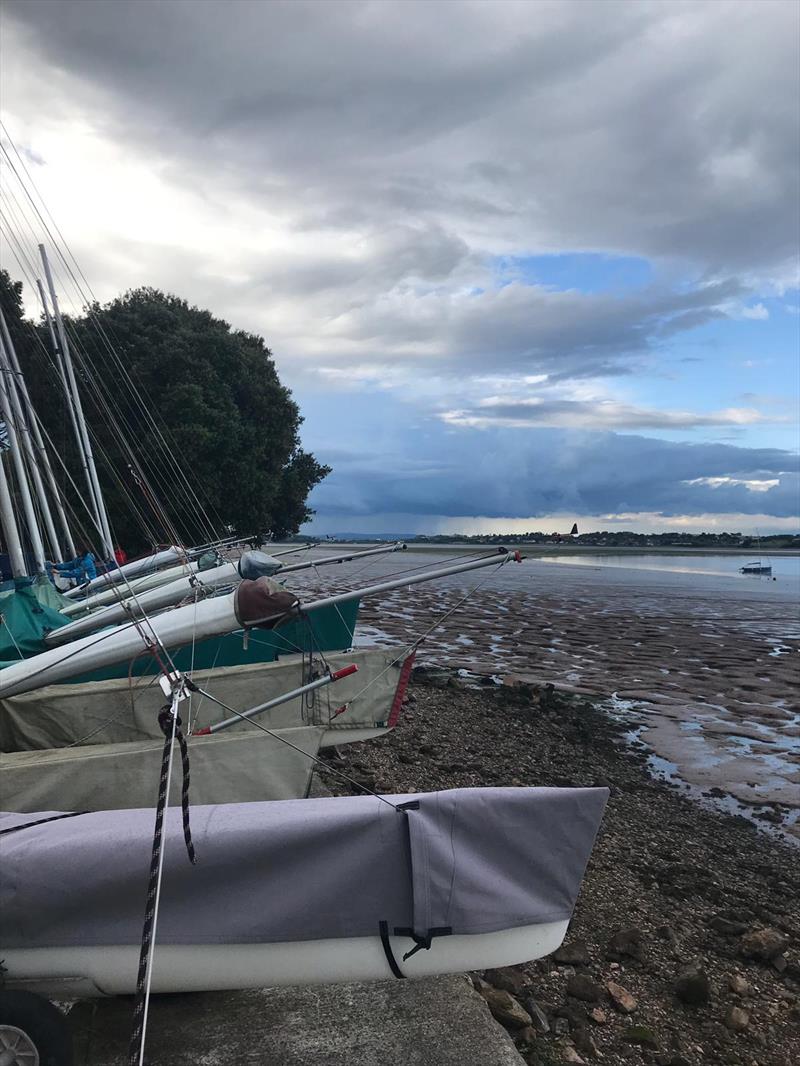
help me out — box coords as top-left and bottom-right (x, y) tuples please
(284, 546), (800, 839)
(535, 550), (800, 584)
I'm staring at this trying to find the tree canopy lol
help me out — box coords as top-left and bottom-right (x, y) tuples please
(0, 271), (329, 554)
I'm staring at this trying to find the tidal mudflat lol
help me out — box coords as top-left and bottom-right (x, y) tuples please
(293, 548), (800, 839)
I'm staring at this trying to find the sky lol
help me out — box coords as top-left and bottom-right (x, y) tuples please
(0, 0), (798, 536)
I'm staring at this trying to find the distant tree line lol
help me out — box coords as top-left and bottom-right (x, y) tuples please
(294, 531), (799, 548)
(413, 531), (799, 548)
(0, 271), (329, 555)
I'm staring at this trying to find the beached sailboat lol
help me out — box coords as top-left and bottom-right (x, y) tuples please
(1, 646), (415, 811)
(0, 549), (521, 697)
(0, 785), (608, 998)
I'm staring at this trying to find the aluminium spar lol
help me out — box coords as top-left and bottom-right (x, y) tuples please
(39, 245), (115, 558)
(0, 549), (521, 697)
(47, 542), (408, 644)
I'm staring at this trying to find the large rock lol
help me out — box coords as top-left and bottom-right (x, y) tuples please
(480, 986), (533, 1030)
(566, 975), (604, 1003)
(607, 981), (637, 1013)
(740, 927), (787, 961)
(674, 965), (711, 1006)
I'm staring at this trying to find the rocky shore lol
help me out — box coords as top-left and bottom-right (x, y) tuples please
(318, 671), (800, 1066)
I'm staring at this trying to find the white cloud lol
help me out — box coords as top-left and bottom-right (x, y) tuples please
(440, 400), (779, 430)
(683, 476), (780, 492)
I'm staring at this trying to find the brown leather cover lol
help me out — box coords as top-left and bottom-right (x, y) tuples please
(234, 577), (300, 630)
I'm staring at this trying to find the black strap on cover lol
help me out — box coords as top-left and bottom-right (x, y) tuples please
(379, 920), (406, 979)
(393, 926), (454, 962)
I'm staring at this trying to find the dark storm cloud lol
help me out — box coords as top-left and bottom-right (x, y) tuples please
(307, 425), (799, 520)
(8, 0), (799, 275)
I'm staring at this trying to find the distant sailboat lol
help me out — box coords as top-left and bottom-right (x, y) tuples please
(740, 535), (772, 576)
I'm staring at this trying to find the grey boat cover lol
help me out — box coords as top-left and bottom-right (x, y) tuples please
(0, 786), (608, 949)
(0, 648), (409, 752)
(0, 726), (324, 813)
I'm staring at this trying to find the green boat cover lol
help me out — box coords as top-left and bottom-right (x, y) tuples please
(29, 573), (74, 612)
(62, 597), (361, 685)
(0, 582), (72, 663)
(0, 584), (359, 684)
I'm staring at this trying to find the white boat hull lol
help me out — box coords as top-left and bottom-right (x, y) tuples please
(64, 546), (187, 598)
(49, 560), (239, 642)
(60, 559), (200, 616)
(1, 921), (569, 998)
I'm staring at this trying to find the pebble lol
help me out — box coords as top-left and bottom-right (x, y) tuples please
(522, 997), (550, 1033)
(674, 964), (711, 1006)
(725, 1006), (750, 1032)
(484, 965), (528, 994)
(623, 1023), (659, 1048)
(740, 927), (787, 961)
(607, 981), (637, 1013)
(554, 939), (592, 966)
(729, 974), (751, 996)
(567, 974), (604, 1003)
(572, 1027), (601, 1058)
(561, 1048), (586, 1065)
(607, 926), (645, 962)
(589, 1007), (607, 1025)
(479, 986), (533, 1029)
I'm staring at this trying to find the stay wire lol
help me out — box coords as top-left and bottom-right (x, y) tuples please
(0, 132), (224, 542)
(191, 685), (402, 811)
(0, 169), (216, 550)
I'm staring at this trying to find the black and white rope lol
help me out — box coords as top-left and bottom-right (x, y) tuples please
(127, 693), (196, 1066)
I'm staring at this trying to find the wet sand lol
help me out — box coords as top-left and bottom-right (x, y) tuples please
(288, 548), (799, 837)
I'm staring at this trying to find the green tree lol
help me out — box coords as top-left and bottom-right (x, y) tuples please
(0, 272), (329, 554)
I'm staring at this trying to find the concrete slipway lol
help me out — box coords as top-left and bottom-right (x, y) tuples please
(68, 976), (526, 1065)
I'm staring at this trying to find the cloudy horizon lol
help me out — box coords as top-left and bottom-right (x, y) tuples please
(1, 0), (798, 535)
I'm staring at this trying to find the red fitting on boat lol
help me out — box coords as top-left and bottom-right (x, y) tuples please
(513, 551), (522, 562)
(331, 664), (358, 682)
(192, 726), (212, 736)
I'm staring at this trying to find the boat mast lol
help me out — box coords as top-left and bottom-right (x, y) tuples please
(2, 300), (76, 559)
(39, 245), (115, 558)
(0, 353), (46, 572)
(0, 447), (27, 579)
(0, 312), (64, 561)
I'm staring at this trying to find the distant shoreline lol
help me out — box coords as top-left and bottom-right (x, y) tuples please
(282, 541), (800, 557)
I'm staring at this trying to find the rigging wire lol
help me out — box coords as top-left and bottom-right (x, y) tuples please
(0, 129), (226, 541)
